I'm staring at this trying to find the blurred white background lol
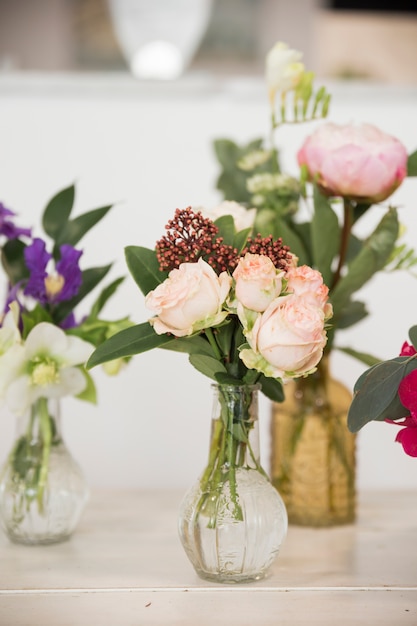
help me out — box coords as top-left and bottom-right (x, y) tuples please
(0, 0), (416, 492)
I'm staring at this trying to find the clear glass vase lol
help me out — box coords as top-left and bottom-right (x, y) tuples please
(0, 397), (89, 545)
(178, 384), (288, 584)
(271, 355), (356, 527)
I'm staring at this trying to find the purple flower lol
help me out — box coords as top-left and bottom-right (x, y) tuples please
(0, 203), (31, 239)
(23, 238), (83, 305)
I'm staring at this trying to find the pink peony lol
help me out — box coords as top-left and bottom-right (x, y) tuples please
(233, 253), (284, 313)
(297, 122), (408, 203)
(145, 258), (231, 337)
(387, 369), (417, 457)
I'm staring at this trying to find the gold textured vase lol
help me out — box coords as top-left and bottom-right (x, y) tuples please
(270, 356), (356, 527)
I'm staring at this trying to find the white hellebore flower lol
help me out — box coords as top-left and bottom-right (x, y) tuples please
(266, 42), (304, 104)
(200, 201), (256, 233)
(0, 322), (94, 416)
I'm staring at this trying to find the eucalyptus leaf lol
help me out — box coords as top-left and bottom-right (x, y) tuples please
(42, 184), (75, 242)
(125, 246), (167, 295)
(311, 186), (340, 286)
(87, 322), (172, 368)
(409, 325), (417, 349)
(347, 358), (411, 431)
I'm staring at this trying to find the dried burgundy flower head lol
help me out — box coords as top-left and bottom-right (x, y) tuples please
(241, 234), (292, 272)
(156, 207), (238, 274)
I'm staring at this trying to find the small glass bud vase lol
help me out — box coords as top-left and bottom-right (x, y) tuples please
(178, 384), (288, 584)
(0, 397), (89, 545)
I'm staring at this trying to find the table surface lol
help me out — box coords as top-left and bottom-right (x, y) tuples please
(0, 489), (416, 625)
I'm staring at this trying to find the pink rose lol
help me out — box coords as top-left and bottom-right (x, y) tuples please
(145, 258), (231, 337)
(241, 294), (327, 379)
(233, 253), (284, 312)
(297, 122), (408, 203)
(286, 265), (332, 319)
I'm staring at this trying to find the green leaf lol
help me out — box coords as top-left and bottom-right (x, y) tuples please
(336, 300), (368, 329)
(1, 239), (29, 285)
(54, 205), (113, 248)
(125, 246), (166, 296)
(54, 264), (112, 324)
(259, 375), (284, 402)
(88, 277), (125, 319)
(272, 217), (310, 266)
(87, 322), (172, 368)
(188, 354), (227, 381)
(161, 335), (215, 358)
(336, 346), (381, 367)
(213, 137), (264, 202)
(331, 208), (399, 321)
(42, 184), (75, 242)
(215, 372), (244, 385)
(407, 149), (417, 176)
(233, 227), (251, 253)
(311, 186), (340, 286)
(76, 369), (97, 404)
(214, 215), (235, 246)
(347, 357), (416, 432)
(409, 325), (417, 349)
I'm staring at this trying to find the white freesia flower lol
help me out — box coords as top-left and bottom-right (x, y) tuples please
(0, 322), (94, 416)
(266, 42), (304, 104)
(200, 201), (256, 232)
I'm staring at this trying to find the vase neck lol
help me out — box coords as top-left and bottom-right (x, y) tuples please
(209, 384), (261, 470)
(16, 398), (62, 444)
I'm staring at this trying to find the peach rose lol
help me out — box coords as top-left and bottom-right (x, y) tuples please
(286, 265), (332, 319)
(240, 294), (327, 380)
(297, 122), (408, 203)
(145, 258), (231, 337)
(233, 253), (284, 313)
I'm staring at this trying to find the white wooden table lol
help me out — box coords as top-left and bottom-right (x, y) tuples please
(0, 489), (416, 625)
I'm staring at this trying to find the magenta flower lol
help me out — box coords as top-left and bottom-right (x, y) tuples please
(23, 238), (83, 305)
(297, 122), (408, 203)
(400, 341), (417, 357)
(0, 203), (31, 240)
(387, 369), (417, 457)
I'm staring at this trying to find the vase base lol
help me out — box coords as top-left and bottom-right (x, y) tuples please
(5, 531), (72, 546)
(194, 568), (268, 584)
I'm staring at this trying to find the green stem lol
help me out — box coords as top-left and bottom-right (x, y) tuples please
(331, 198), (354, 291)
(205, 328), (222, 361)
(37, 397), (52, 514)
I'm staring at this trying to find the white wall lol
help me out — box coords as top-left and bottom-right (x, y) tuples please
(0, 73), (416, 491)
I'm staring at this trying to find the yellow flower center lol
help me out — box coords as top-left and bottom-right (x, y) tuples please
(31, 360), (60, 387)
(44, 274), (65, 298)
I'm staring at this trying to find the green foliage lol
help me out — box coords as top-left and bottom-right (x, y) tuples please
(213, 138), (267, 202)
(125, 246), (167, 296)
(407, 149), (417, 176)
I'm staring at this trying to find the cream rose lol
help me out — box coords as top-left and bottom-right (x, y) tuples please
(201, 201), (256, 232)
(233, 253), (284, 313)
(145, 258), (231, 337)
(240, 294), (327, 380)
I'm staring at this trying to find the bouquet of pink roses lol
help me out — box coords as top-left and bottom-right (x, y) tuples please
(88, 206), (331, 392)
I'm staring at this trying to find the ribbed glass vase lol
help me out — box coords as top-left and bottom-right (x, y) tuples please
(178, 383), (288, 583)
(0, 397), (89, 545)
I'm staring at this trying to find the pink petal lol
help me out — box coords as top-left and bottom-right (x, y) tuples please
(398, 370), (417, 419)
(395, 427), (417, 457)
